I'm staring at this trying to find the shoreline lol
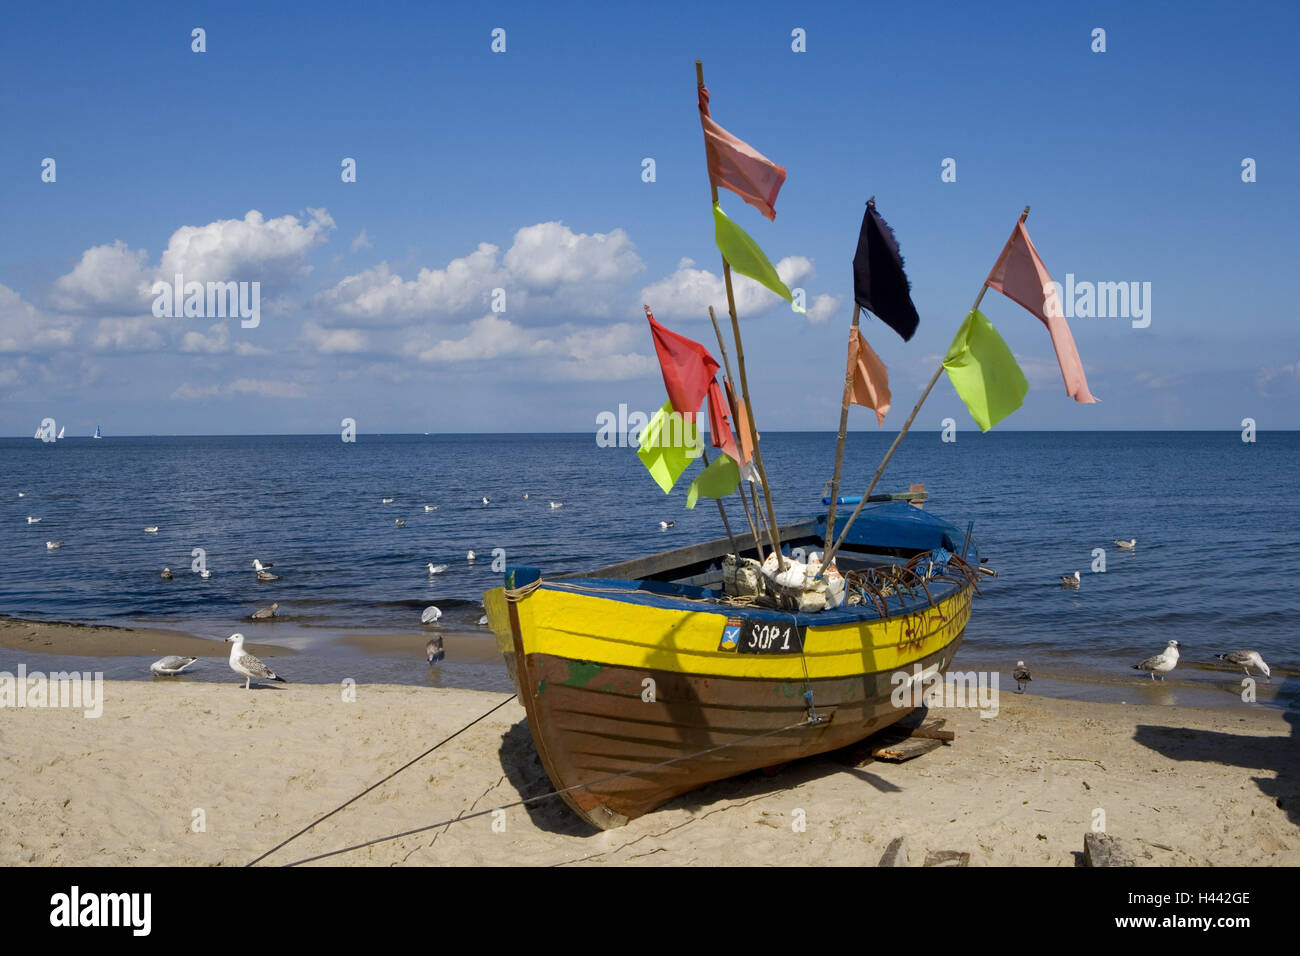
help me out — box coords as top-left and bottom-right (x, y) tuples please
(0, 681), (1294, 866)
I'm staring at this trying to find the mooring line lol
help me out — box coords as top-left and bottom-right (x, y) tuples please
(246, 693), (519, 867)
(270, 716), (816, 867)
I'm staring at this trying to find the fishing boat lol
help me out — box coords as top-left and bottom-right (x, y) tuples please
(484, 498), (981, 829)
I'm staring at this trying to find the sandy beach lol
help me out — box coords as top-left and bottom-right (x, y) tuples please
(1, 669), (1295, 866)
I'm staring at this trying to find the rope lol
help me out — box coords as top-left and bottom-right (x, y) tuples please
(266, 715), (816, 867)
(245, 693), (519, 867)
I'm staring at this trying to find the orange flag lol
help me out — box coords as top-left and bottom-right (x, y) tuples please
(698, 85), (786, 221)
(985, 221), (1098, 404)
(845, 328), (891, 426)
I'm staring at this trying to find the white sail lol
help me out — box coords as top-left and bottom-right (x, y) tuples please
(57, 426), (64, 439)
(93, 425), (102, 439)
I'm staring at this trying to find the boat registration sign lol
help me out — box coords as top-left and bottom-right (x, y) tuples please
(719, 617), (806, 655)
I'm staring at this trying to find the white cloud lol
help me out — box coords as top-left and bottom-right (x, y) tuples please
(180, 323), (231, 354)
(50, 240), (151, 313)
(171, 378), (308, 401)
(302, 321), (368, 354)
(639, 255), (822, 322)
(0, 284), (79, 353)
(313, 246), (504, 324)
(350, 229), (373, 253)
(91, 316), (167, 351)
(412, 314), (555, 363)
(158, 208), (334, 285)
(503, 222), (642, 289)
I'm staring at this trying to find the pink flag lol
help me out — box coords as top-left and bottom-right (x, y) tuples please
(985, 221), (1098, 403)
(707, 380), (741, 463)
(845, 328), (891, 426)
(698, 85), (786, 221)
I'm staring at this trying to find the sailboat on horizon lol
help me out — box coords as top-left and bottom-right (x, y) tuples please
(93, 425), (102, 439)
(57, 425), (65, 439)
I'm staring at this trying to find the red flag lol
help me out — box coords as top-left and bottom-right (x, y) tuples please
(707, 380), (741, 463)
(698, 85), (786, 221)
(645, 306), (719, 416)
(985, 221), (1098, 404)
(845, 328), (891, 426)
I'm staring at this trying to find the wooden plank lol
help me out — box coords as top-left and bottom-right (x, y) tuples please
(872, 737), (942, 762)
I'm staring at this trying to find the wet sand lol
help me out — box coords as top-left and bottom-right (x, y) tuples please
(0, 616), (289, 659)
(1, 677), (1295, 867)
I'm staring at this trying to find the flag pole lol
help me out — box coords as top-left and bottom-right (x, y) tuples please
(822, 207), (1030, 569)
(699, 445), (741, 552)
(696, 59), (786, 569)
(707, 305), (765, 560)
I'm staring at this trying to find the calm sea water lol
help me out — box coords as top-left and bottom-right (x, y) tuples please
(2, 432), (1296, 701)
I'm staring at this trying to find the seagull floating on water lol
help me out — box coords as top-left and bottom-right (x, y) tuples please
(225, 633), (286, 690)
(46, 541), (62, 550)
(1060, 571), (1081, 589)
(466, 550), (476, 562)
(1133, 640), (1180, 681)
(199, 569), (212, 579)
(143, 526), (159, 534)
(249, 602), (279, 621)
(257, 569), (278, 581)
(426, 636), (445, 664)
(427, 563), (448, 576)
(17, 492), (24, 497)
(150, 656), (198, 676)
(26, 516), (41, 524)
(550, 501), (564, 510)
(522, 493), (529, 500)
(1013, 661), (1032, 692)
(1114, 538), (1137, 550)
(160, 567), (173, 580)
(395, 519), (406, 527)
(481, 497), (491, 505)
(424, 505), (437, 512)
(421, 605), (442, 624)
(660, 521), (674, 530)
(251, 559), (274, 572)
(1215, 650), (1271, 681)
(381, 497), (394, 504)
(478, 615), (488, 626)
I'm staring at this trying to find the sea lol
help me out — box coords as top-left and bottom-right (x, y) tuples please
(2, 431), (1297, 707)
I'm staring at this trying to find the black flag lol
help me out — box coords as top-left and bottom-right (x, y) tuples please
(852, 200), (919, 341)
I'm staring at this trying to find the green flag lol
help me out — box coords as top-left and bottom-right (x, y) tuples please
(712, 204), (804, 312)
(942, 308), (1028, 432)
(685, 453), (740, 509)
(637, 401), (702, 493)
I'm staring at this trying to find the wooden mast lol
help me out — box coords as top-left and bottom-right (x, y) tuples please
(822, 207), (1031, 569)
(696, 59), (785, 569)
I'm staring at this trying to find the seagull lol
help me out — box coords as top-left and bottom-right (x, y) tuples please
(522, 493), (529, 500)
(150, 656), (198, 676)
(46, 541), (62, 550)
(660, 521), (674, 530)
(1215, 650), (1271, 681)
(481, 497), (490, 505)
(160, 567), (173, 580)
(199, 569), (212, 579)
(1133, 640), (1181, 680)
(426, 636), (445, 664)
(424, 505), (438, 512)
(381, 497), (394, 504)
(1114, 538), (1137, 550)
(427, 563), (448, 576)
(26, 517), (41, 524)
(1060, 571), (1081, 589)
(395, 519), (406, 527)
(466, 550), (476, 562)
(550, 501), (564, 510)
(257, 569), (278, 582)
(477, 615), (488, 626)
(1013, 661), (1032, 692)
(143, 526), (159, 534)
(249, 602), (279, 621)
(251, 559), (274, 572)
(225, 633), (286, 690)
(17, 492), (24, 497)
(421, 605), (442, 624)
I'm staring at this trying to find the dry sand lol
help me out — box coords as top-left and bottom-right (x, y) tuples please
(1, 677), (1295, 867)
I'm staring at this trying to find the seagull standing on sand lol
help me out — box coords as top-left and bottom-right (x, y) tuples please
(1114, 538), (1137, 550)
(249, 602), (279, 620)
(426, 636), (445, 664)
(1060, 571), (1081, 589)
(1133, 640), (1181, 680)
(1215, 650), (1271, 681)
(225, 633), (285, 689)
(1013, 661), (1032, 692)
(150, 656), (198, 676)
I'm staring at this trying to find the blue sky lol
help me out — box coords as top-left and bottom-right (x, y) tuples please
(1, 0), (1297, 435)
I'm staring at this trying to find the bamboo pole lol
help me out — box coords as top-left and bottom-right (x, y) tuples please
(822, 300), (862, 555)
(707, 306), (764, 560)
(699, 445), (740, 552)
(822, 207), (1030, 570)
(696, 59), (785, 569)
